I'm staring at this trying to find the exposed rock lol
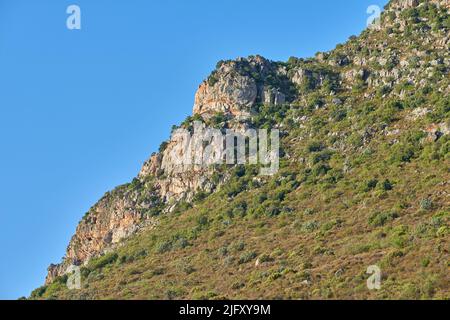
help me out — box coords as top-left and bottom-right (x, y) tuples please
(388, 0), (448, 11)
(45, 191), (159, 284)
(343, 68), (369, 84)
(291, 68), (314, 87)
(261, 87), (286, 105)
(43, 0), (450, 287)
(424, 122), (450, 142)
(193, 71), (258, 119)
(139, 153), (162, 178)
(408, 107), (431, 120)
(332, 98), (343, 105)
(390, 0), (420, 10)
(193, 56), (290, 119)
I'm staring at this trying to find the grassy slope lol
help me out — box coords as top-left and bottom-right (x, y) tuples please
(31, 2), (449, 300)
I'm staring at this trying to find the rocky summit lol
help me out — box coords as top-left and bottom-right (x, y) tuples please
(35, 0), (448, 300)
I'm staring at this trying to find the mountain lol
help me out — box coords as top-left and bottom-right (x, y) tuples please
(32, 0), (449, 300)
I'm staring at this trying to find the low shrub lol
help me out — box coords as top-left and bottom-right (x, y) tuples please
(238, 251), (257, 264)
(368, 211), (399, 227)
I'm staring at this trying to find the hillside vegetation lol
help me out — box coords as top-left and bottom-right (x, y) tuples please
(31, 0), (449, 300)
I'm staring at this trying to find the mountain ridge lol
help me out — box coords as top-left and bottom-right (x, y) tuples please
(36, 0), (449, 299)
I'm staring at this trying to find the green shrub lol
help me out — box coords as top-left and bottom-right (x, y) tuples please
(238, 251), (257, 264)
(311, 163), (331, 177)
(231, 241), (245, 252)
(166, 288), (185, 300)
(210, 112), (227, 127)
(156, 240), (173, 254)
(365, 179), (379, 192)
(368, 211), (399, 227)
(303, 220), (319, 232)
(420, 198), (433, 211)
(177, 261), (195, 275)
(307, 141), (325, 153)
(218, 246), (228, 257)
(89, 253), (118, 271)
(380, 179), (393, 191)
(390, 143), (416, 163)
(231, 282), (245, 290)
(30, 286), (47, 299)
(193, 191), (209, 202)
(266, 203), (282, 217)
(197, 215), (209, 227)
(225, 180), (246, 197)
(257, 194), (268, 204)
(174, 201), (192, 213)
(152, 267), (166, 276)
(174, 237), (190, 249)
(207, 72), (219, 86)
(159, 141), (168, 153)
(311, 150), (333, 164)
(258, 254), (275, 263)
(421, 258), (431, 268)
(232, 201), (247, 217)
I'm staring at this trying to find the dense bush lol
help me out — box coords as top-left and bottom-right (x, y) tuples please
(156, 240), (173, 254)
(89, 253), (118, 271)
(238, 251), (257, 264)
(368, 211), (399, 227)
(419, 198), (433, 211)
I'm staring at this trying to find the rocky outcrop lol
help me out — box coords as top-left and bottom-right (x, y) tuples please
(193, 70), (258, 119)
(388, 0), (448, 11)
(290, 68), (314, 87)
(140, 124), (220, 204)
(45, 187), (159, 284)
(44, 0), (449, 286)
(425, 121), (450, 142)
(193, 56), (291, 119)
(261, 87), (286, 106)
(45, 56), (290, 283)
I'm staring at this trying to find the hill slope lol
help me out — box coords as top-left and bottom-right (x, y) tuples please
(32, 0), (449, 300)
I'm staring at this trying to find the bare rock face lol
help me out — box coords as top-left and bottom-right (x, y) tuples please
(139, 153), (162, 178)
(43, 55), (298, 285)
(261, 87), (286, 105)
(47, 56), (284, 283)
(193, 71), (258, 118)
(425, 121), (450, 142)
(141, 55), (291, 205)
(139, 122), (227, 204)
(44, 0), (450, 285)
(137, 56), (291, 205)
(66, 198), (142, 263)
(41, 0), (450, 293)
(388, 0), (448, 10)
(46, 264), (65, 284)
(45, 182), (158, 284)
(193, 55), (289, 119)
(290, 68), (313, 87)
(392, 0), (420, 9)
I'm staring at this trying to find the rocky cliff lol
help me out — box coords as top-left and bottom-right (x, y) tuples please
(46, 55), (294, 284)
(44, 0), (449, 289)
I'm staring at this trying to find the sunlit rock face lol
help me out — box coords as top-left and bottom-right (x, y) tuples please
(193, 55), (288, 120)
(388, 0), (448, 10)
(45, 189), (158, 284)
(138, 55), (291, 204)
(193, 71), (258, 119)
(44, 0), (450, 285)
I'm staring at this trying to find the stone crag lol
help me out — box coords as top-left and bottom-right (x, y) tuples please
(44, 0), (449, 286)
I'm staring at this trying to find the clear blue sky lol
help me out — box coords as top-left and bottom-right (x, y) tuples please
(0, 0), (388, 299)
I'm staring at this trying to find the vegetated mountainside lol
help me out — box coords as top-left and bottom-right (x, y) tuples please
(32, 0), (449, 300)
